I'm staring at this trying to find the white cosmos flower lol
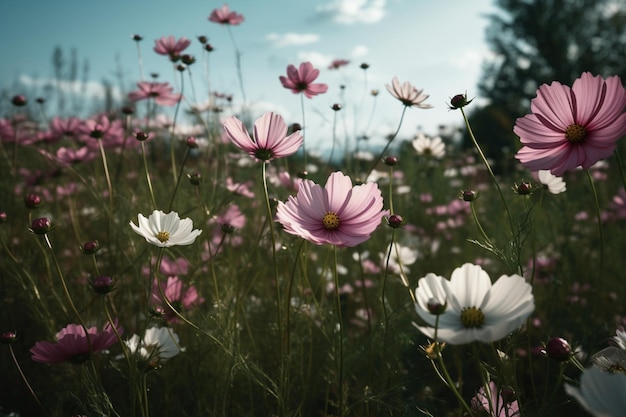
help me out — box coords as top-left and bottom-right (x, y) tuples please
(413, 263), (534, 345)
(130, 210), (202, 247)
(537, 170), (566, 194)
(412, 133), (445, 158)
(126, 326), (183, 363)
(565, 367), (626, 417)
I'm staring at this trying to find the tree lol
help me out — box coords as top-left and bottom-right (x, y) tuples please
(463, 0), (626, 171)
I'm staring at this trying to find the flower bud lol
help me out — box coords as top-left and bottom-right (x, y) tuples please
(331, 103), (342, 111)
(449, 93), (473, 110)
(185, 136), (199, 149)
(426, 298), (446, 315)
(360, 63), (370, 70)
(545, 337), (571, 361)
(221, 223), (235, 234)
(460, 190), (479, 202)
(133, 131), (150, 142)
(514, 180), (533, 195)
(90, 276), (114, 294)
(121, 106), (135, 115)
(204, 43), (214, 52)
(197, 35), (208, 44)
(0, 331), (18, 344)
(187, 172), (202, 185)
(181, 54), (195, 65)
(0, 212), (6, 224)
(36, 97), (46, 104)
(11, 95), (27, 107)
(24, 193), (42, 209)
(384, 156), (398, 166)
(387, 214), (404, 229)
(132, 34), (143, 41)
(30, 217), (51, 235)
(176, 64), (186, 72)
(80, 240), (100, 254)
(89, 128), (105, 139)
(297, 170), (308, 179)
(500, 386), (516, 403)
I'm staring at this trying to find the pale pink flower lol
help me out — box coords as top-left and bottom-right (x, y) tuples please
(49, 116), (83, 139)
(223, 111), (303, 161)
(225, 177), (255, 198)
(386, 76), (432, 109)
(78, 114), (125, 148)
(152, 276), (205, 323)
(31, 322), (122, 364)
(276, 171), (388, 247)
(153, 36), (191, 60)
(608, 187), (626, 220)
(328, 59), (350, 70)
(279, 62), (328, 99)
(128, 81), (182, 106)
(471, 382), (521, 417)
(208, 4), (244, 25)
(515, 72), (626, 176)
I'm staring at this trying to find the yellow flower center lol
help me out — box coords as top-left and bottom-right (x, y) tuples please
(322, 212), (340, 230)
(460, 306), (484, 328)
(565, 124), (587, 144)
(156, 231), (170, 243)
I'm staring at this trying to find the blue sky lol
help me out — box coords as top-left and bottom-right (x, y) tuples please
(0, 0), (497, 152)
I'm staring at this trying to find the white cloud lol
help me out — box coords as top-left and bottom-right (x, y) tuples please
(350, 45), (369, 58)
(18, 75), (123, 101)
(316, 0), (386, 24)
(447, 48), (496, 70)
(296, 51), (334, 70)
(266, 32), (320, 48)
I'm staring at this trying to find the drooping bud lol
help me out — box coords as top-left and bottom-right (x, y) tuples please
(384, 156), (398, 166)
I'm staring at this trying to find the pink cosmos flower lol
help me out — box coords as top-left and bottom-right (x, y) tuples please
(471, 382), (520, 417)
(328, 59), (350, 70)
(279, 62), (329, 99)
(276, 171), (388, 247)
(386, 76), (432, 108)
(153, 36), (191, 60)
(223, 111), (303, 161)
(78, 114), (125, 148)
(128, 81), (182, 106)
(208, 4), (244, 25)
(49, 116), (83, 139)
(30, 322), (122, 364)
(515, 72), (626, 176)
(152, 276), (205, 322)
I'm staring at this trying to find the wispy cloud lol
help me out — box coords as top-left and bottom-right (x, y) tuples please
(19, 75), (123, 101)
(350, 45), (369, 59)
(316, 0), (386, 24)
(266, 32), (320, 47)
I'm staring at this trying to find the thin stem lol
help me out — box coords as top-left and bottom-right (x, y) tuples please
(331, 245), (344, 417)
(365, 105), (407, 180)
(8, 344), (48, 415)
(167, 147), (191, 212)
(300, 93), (307, 170)
(140, 141), (157, 209)
(585, 169), (604, 283)
(459, 107), (520, 274)
(96, 139), (115, 213)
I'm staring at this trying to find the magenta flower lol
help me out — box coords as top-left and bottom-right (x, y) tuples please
(279, 62), (328, 99)
(78, 114), (125, 148)
(328, 59), (350, 70)
(153, 36), (191, 61)
(208, 4), (244, 25)
(30, 322), (122, 364)
(515, 72), (626, 176)
(223, 111), (303, 161)
(276, 171), (388, 247)
(152, 276), (205, 322)
(128, 81), (182, 106)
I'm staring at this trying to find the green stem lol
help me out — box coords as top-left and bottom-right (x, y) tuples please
(365, 105), (407, 180)
(585, 169), (604, 283)
(331, 245), (344, 417)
